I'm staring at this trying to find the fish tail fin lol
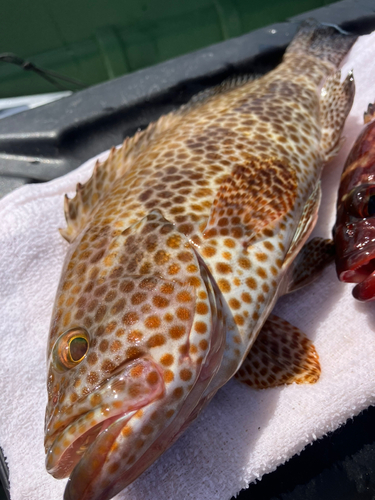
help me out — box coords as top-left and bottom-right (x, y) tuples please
(285, 19), (357, 67)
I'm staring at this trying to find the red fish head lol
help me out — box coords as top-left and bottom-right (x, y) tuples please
(335, 183), (375, 301)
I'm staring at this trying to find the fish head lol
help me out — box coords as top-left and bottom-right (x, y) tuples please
(45, 209), (225, 499)
(335, 182), (375, 300)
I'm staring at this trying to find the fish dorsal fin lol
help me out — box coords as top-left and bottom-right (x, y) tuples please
(282, 182), (321, 271)
(202, 157), (298, 246)
(181, 74), (259, 111)
(60, 112), (181, 243)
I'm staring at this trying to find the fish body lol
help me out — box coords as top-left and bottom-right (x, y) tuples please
(45, 21), (356, 500)
(334, 103), (375, 301)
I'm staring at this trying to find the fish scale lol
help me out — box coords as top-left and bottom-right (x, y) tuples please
(45, 20), (356, 500)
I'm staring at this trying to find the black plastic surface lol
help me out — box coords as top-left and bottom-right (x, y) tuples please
(0, 0), (373, 184)
(1, 0), (375, 499)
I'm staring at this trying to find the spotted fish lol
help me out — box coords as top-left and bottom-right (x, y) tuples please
(334, 102), (375, 301)
(45, 21), (356, 500)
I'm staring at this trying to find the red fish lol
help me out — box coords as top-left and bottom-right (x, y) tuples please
(334, 103), (375, 301)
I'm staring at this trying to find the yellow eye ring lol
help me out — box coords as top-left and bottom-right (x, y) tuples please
(52, 327), (90, 371)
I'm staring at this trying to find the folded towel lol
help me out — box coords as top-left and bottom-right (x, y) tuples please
(1, 30), (374, 500)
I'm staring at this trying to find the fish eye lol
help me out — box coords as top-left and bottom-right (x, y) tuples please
(368, 195), (375, 217)
(344, 184), (375, 219)
(52, 327), (90, 371)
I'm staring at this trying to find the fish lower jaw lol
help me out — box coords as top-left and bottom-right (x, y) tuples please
(45, 356), (166, 479)
(46, 409), (135, 480)
(352, 270), (375, 301)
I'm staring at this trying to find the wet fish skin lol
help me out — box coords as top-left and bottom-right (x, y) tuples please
(44, 20), (356, 500)
(334, 103), (375, 301)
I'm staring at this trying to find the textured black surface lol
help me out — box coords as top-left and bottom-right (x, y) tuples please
(0, 449), (9, 500)
(1, 0), (375, 499)
(234, 405), (375, 500)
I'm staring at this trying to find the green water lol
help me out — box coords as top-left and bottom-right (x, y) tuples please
(0, 0), (336, 97)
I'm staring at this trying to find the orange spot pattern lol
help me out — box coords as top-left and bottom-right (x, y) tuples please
(45, 32), (345, 479)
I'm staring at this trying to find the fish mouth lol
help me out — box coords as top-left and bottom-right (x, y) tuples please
(63, 265), (227, 500)
(45, 356), (165, 479)
(337, 244), (375, 301)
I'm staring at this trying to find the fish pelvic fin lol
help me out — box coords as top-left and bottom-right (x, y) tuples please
(202, 157), (297, 247)
(60, 112), (181, 243)
(320, 70), (355, 163)
(285, 19), (357, 68)
(235, 313), (321, 389)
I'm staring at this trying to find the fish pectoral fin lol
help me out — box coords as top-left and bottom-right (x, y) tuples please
(282, 182), (321, 273)
(60, 112), (181, 243)
(202, 157), (297, 246)
(284, 237), (335, 294)
(235, 313), (321, 389)
(320, 70), (355, 163)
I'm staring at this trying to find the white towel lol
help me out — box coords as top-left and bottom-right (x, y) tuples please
(1, 30), (375, 500)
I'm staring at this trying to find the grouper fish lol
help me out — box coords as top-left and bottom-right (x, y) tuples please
(45, 21), (356, 500)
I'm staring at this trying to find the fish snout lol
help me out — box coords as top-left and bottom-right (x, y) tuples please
(335, 217), (375, 300)
(45, 356), (164, 479)
(335, 218), (375, 281)
(61, 268), (226, 500)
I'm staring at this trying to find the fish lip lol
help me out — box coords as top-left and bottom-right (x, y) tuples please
(352, 272), (375, 301)
(45, 356), (141, 446)
(336, 244), (375, 283)
(46, 404), (140, 479)
(46, 402), (132, 479)
(63, 411), (140, 500)
(45, 356), (165, 479)
(336, 244), (375, 300)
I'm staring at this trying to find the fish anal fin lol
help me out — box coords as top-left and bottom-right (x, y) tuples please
(282, 182), (321, 270)
(235, 314), (321, 389)
(60, 112), (181, 243)
(285, 237), (335, 294)
(203, 157), (297, 246)
(320, 70), (355, 162)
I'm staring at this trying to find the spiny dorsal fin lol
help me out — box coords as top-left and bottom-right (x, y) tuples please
(60, 112), (181, 243)
(181, 74), (259, 112)
(202, 157), (297, 247)
(60, 76), (262, 244)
